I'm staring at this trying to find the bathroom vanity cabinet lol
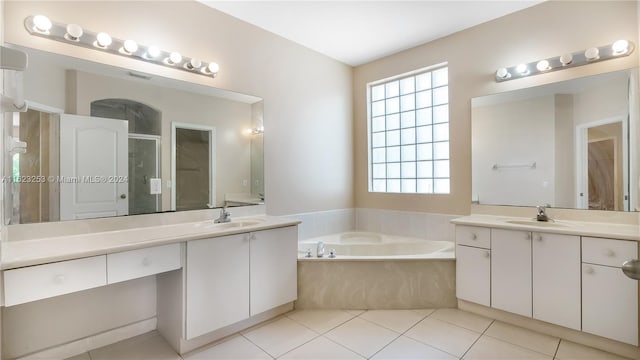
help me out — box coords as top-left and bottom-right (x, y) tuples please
(185, 226), (297, 339)
(453, 218), (638, 347)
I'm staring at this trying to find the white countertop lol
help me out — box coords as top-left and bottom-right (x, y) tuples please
(1, 215), (300, 270)
(451, 215), (640, 241)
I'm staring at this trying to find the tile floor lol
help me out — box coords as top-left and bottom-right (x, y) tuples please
(67, 308), (631, 360)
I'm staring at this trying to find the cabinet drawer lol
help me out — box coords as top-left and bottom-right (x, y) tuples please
(456, 225), (490, 249)
(107, 243), (181, 284)
(582, 237), (637, 267)
(4, 256), (106, 306)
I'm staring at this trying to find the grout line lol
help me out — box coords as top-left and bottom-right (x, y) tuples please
(319, 335), (368, 360)
(458, 319), (495, 359)
(285, 309), (359, 334)
(365, 333), (403, 360)
(240, 334), (277, 359)
(553, 339), (561, 359)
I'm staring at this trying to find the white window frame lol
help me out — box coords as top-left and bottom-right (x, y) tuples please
(367, 62), (450, 194)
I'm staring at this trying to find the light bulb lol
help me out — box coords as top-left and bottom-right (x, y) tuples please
(123, 40), (138, 54)
(536, 59), (550, 72)
(33, 15), (52, 33)
(585, 47), (599, 61)
(146, 46), (161, 58)
(185, 58), (202, 70)
(495, 67), (510, 79)
(95, 32), (112, 48)
(612, 40), (629, 55)
(65, 24), (83, 41)
(168, 52), (182, 65)
(516, 63), (528, 75)
(559, 53), (573, 66)
(207, 62), (220, 74)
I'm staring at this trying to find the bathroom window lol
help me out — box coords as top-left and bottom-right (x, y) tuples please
(367, 64), (450, 194)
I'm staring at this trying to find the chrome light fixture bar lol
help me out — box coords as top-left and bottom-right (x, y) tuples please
(495, 40), (634, 82)
(24, 15), (220, 78)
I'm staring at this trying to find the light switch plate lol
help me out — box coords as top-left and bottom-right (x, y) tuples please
(150, 178), (162, 194)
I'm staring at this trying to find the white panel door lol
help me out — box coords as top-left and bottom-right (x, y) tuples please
(60, 114), (128, 220)
(456, 244), (491, 306)
(583, 263), (638, 345)
(250, 226), (298, 316)
(491, 229), (532, 317)
(532, 232), (581, 330)
(186, 234), (250, 339)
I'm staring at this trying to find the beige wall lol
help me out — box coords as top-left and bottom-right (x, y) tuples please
(354, 0), (639, 215)
(3, 1), (354, 216)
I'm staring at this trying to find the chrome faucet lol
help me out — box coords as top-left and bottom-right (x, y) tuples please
(536, 205), (549, 222)
(214, 206), (231, 223)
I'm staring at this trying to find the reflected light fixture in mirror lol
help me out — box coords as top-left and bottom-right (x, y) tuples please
(24, 15), (220, 78)
(495, 40), (634, 82)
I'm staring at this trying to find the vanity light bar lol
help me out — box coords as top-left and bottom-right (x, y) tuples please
(495, 40), (634, 82)
(24, 15), (220, 78)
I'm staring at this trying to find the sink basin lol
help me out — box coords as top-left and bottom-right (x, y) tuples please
(506, 219), (567, 228)
(212, 219), (265, 229)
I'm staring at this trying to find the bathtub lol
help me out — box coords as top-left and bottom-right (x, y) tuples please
(296, 232), (456, 309)
(297, 231), (455, 260)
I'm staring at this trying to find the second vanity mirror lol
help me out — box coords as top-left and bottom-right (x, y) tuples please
(472, 68), (639, 212)
(5, 45), (265, 224)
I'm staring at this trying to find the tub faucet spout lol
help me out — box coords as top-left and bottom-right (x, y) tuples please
(317, 241), (325, 258)
(536, 205), (549, 222)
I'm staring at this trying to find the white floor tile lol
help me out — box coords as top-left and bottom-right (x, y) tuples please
(555, 340), (631, 360)
(89, 331), (181, 360)
(242, 317), (318, 358)
(430, 308), (493, 333)
(405, 317), (481, 358)
(371, 335), (458, 360)
(64, 353), (91, 360)
(325, 317), (400, 358)
(279, 336), (365, 359)
(462, 335), (551, 359)
(359, 310), (427, 333)
(345, 310), (366, 316)
(183, 335), (271, 359)
(484, 321), (559, 357)
(286, 309), (356, 333)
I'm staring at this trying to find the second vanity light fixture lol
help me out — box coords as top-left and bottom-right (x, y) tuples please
(495, 40), (634, 82)
(25, 15), (220, 78)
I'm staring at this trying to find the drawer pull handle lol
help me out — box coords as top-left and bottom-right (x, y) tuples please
(53, 274), (66, 284)
(484, 251), (491, 258)
(142, 258), (151, 266)
(604, 249), (615, 257)
(585, 267), (595, 275)
(471, 233), (477, 240)
(536, 235), (543, 242)
(525, 233), (531, 240)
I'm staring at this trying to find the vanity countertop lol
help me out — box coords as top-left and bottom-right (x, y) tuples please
(1, 215), (301, 270)
(452, 215), (640, 241)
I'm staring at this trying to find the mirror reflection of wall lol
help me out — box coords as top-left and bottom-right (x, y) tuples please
(471, 68), (637, 212)
(6, 45), (264, 225)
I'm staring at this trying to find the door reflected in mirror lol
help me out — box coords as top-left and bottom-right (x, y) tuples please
(5, 44), (264, 225)
(472, 68), (639, 212)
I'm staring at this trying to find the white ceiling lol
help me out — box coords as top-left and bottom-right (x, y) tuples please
(200, 1), (543, 66)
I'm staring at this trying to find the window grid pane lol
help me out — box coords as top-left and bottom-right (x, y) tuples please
(369, 66), (449, 194)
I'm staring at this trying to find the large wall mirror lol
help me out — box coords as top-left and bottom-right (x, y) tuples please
(472, 68), (639, 212)
(4, 44), (265, 225)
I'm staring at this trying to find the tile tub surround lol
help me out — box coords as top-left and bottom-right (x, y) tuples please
(356, 208), (458, 242)
(290, 208), (355, 240)
(65, 309), (632, 360)
(296, 259), (456, 309)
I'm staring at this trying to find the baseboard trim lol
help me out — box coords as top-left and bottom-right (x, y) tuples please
(15, 317), (157, 360)
(458, 300), (640, 359)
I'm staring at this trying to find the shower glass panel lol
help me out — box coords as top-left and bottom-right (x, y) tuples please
(128, 136), (160, 215)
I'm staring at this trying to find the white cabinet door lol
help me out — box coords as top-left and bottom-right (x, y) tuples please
(186, 233), (250, 339)
(491, 229), (532, 317)
(456, 245), (491, 306)
(250, 226), (298, 316)
(583, 263), (638, 345)
(532, 233), (580, 330)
